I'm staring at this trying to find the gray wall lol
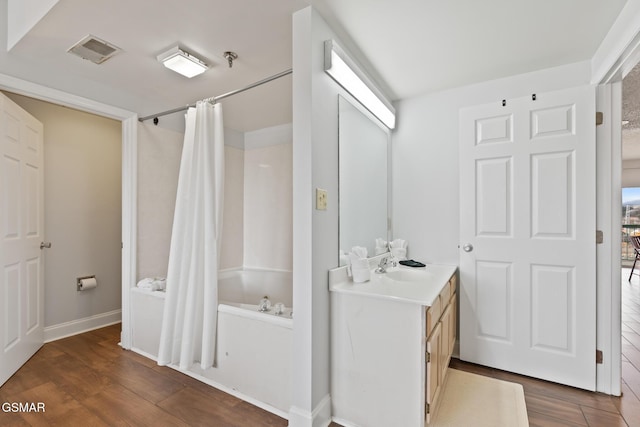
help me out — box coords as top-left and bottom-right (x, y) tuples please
(4, 91), (122, 328)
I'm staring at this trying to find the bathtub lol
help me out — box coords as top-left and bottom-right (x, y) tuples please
(130, 268), (293, 417)
(218, 269), (293, 310)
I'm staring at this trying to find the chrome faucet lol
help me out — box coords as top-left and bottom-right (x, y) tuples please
(375, 256), (396, 274)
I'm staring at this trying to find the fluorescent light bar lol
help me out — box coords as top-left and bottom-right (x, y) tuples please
(157, 46), (208, 78)
(324, 40), (396, 129)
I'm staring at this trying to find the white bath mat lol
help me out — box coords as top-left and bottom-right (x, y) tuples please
(431, 369), (529, 427)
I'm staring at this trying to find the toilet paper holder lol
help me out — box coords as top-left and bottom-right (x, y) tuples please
(77, 275), (96, 291)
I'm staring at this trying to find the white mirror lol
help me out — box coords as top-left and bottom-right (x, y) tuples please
(338, 95), (390, 265)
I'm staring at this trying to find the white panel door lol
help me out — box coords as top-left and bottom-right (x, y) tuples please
(0, 93), (44, 386)
(459, 86), (596, 390)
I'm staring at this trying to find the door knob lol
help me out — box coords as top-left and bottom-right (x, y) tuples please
(462, 243), (473, 252)
(40, 242), (51, 249)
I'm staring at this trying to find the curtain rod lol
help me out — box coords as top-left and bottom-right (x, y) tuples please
(138, 68), (293, 123)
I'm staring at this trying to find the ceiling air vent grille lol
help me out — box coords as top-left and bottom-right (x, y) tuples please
(67, 35), (121, 64)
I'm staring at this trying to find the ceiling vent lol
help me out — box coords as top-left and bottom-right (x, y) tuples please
(67, 35), (121, 64)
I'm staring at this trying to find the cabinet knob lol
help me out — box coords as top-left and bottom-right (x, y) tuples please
(462, 243), (473, 252)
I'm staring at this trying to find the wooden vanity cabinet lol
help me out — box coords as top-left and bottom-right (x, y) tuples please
(329, 264), (458, 427)
(425, 275), (457, 423)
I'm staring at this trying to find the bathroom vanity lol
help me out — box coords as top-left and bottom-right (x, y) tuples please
(329, 261), (457, 427)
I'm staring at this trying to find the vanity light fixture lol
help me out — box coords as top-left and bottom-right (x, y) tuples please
(324, 40), (396, 129)
(157, 46), (208, 78)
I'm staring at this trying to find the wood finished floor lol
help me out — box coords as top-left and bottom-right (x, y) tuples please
(447, 268), (640, 427)
(0, 324), (288, 427)
(2, 270), (640, 426)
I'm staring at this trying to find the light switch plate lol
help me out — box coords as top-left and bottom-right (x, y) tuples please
(316, 188), (328, 210)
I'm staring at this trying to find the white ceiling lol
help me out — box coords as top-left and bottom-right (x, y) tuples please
(313, 0), (628, 99)
(0, 0), (629, 133)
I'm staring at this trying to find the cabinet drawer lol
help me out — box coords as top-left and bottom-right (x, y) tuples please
(426, 295), (441, 336)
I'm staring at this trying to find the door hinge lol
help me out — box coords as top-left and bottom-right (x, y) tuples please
(426, 402), (430, 415)
(596, 111), (604, 126)
(596, 349), (603, 364)
(596, 230), (603, 244)
(426, 352), (431, 363)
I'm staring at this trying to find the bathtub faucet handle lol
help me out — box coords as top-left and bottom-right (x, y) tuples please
(258, 296), (271, 312)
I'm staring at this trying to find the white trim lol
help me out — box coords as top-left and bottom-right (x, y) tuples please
(120, 116), (138, 349)
(595, 83), (621, 395)
(594, 82), (623, 396)
(592, 1), (640, 84)
(44, 309), (121, 343)
(0, 72), (137, 350)
(589, 2), (640, 394)
(288, 394), (332, 427)
(608, 82), (622, 396)
(0, 74), (134, 120)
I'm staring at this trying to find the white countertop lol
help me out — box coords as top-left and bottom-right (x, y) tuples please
(329, 263), (457, 306)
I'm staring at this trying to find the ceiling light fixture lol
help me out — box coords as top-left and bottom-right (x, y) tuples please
(157, 46), (208, 78)
(324, 39), (396, 129)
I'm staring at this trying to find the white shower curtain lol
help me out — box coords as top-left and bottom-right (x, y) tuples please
(158, 101), (224, 370)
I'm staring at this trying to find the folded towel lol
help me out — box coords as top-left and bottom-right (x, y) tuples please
(350, 246), (368, 259)
(349, 246), (370, 283)
(375, 238), (388, 255)
(390, 239), (407, 249)
(349, 257), (370, 271)
(390, 239), (408, 260)
(137, 277), (166, 291)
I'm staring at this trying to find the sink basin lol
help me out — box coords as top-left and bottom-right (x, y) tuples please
(384, 269), (427, 283)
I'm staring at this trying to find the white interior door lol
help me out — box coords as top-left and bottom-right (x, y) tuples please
(0, 92), (44, 386)
(459, 86), (597, 390)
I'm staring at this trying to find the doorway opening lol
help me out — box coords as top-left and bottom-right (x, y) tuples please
(2, 90), (123, 340)
(0, 73), (138, 349)
(620, 64), (640, 400)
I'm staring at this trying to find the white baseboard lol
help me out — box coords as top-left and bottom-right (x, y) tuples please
(44, 309), (121, 342)
(288, 394), (331, 427)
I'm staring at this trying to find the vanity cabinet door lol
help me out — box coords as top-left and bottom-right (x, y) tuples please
(449, 294), (457, 357)
(426, 296), (441, 336)
(440, 303), (453, 382)
(425, 322), (442, 423)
